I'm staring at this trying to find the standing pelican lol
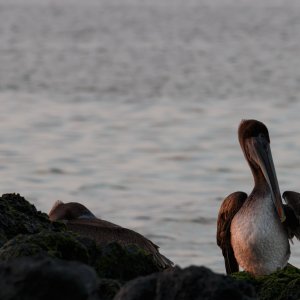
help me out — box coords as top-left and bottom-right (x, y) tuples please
(217, 120), (300, 276)
(49, 200), (173, 269)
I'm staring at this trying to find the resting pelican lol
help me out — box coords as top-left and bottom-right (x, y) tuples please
(49, 201), (173, 269)
(217, 120), (300, 276)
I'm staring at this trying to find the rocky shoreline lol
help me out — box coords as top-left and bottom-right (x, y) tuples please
(0, 193), (299, 300)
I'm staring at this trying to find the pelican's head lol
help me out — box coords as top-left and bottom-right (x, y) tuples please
(238, 119), (285, 222)
(49, 200), (96, 221)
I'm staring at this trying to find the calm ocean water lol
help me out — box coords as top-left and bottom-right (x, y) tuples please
(1, 0), (300, 273)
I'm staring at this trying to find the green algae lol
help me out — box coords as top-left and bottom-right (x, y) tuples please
(231, 265), (300, 300)
(0, 231), (90, 264)
(0, 193), (63, 240)
(95, 242), (160, 281)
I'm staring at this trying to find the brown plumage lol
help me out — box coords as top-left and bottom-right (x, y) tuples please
(216, 191), (247, 274)
(283, 191), (300, 217)
(49, 201), (173, 269)
(283, 191), (300, 240)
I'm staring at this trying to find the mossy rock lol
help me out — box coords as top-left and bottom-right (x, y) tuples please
(0, 193), (63, 240)
(232, 265), (300, 300)
(95, 243), (160, 281)
(0, 230), (160, 283)
(0, 231), (90, 264)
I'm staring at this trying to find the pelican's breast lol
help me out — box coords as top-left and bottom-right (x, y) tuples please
(231, 194), (290, 275)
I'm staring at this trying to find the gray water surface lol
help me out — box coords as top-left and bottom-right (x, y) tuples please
(1, 0), (300, 273)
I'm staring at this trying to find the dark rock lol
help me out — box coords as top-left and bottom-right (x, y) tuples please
(0, 255), (99, 300)
(114, 266), (257, 300)
(0, 193), (63, 246)
(232, 265), (300, 300)
(98, 279), (122, 300)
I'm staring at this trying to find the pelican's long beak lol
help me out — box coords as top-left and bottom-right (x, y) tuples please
(246, 136), (286, 222)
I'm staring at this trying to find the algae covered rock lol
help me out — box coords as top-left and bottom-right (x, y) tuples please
(114, 265), (257, 300)
(0, 230), (161, 282)
(95, 242), (160, 281)
(0, 193), (62, 245)
(0, 255), (99, 300)
(232, 265), (300, 300)
(0, 230), (91, 264)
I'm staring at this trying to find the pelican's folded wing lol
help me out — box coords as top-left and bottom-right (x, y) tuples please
(217, 191), (247, 274)
(283, 191), (300, 240)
